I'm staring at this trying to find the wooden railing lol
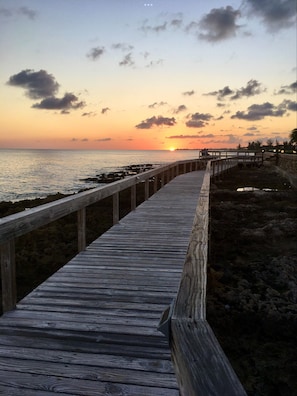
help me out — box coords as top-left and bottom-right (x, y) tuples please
(0, 158), (210, 313)
(168, 160), (247, 395)
(0, 156), (246, 393)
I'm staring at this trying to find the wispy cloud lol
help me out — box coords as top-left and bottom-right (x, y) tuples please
(148, 101), (167, 109)
(101, 107), (110, 114)
(87, 46), (105, 61)
(182, 90), (195, 96)
(140, 20), (167, 33)
(95, 138), (112, 142)
(111, 42), (134, 51)
(205, 80), (265, 101)
(119, 53), (134, 67)
(0, 6), (37, 20)
(281, 99), (297, 111)
(230, 79), (266, 100)
(186, 112), (213, 128)
(205, 86), (233, 100)
(135, 115), (176, 129)
(167, 134), (214, 139)
(18, 6), (36, 20)
(82, 112), (96, 117)
(173, 105), (187, 114)
(275, 81), (297, 95)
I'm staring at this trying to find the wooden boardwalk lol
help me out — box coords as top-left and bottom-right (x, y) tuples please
(0, 171), (205, 395)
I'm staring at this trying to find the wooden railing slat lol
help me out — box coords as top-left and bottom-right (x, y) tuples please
(77, 208), (86, 252)
(171, 320), (247, 396)
(170, 160), (247, 395)
(113, 192), (119, 225)
(0, 240), (16, 313)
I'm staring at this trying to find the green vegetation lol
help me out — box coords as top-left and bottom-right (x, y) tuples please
(290, 128), (297, 145)
(240, 129), (297, 153)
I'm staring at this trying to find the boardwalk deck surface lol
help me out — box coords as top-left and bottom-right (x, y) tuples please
(0, 171), (205, 395)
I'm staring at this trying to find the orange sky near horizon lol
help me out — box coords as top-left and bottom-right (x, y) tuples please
(0, 0), (296, 151)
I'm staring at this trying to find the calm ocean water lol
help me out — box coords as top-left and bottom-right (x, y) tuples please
(0, 149), (200, 202)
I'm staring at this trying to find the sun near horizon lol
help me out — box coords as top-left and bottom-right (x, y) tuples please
(0, 1), (295, 152)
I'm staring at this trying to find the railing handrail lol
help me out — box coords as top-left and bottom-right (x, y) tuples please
(169, 159), (247, 395)
(0, 158), (206, 313)
(0, 160), (192, 244)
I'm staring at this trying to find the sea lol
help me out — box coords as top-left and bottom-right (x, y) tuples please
(0, 149), (201, 202)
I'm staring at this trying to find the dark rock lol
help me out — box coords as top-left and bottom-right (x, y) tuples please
(208, 165), (297, 395)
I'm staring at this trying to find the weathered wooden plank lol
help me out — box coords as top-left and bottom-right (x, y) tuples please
(0, 358), (178, 388)
(0, 370), (179, 396)
(172, 167), (210, 321)
(39, 279), (179, 291)
(0, 345), (175, 375)
(16, 296), (170, 312)
(0, 386), (71, 396)
(0, 240), (16, 312)
(171, 320), (247, 396)
(0, 171), (206, 394)
(1, 309), (166, 330)
(77, 207), (86, 252)
(170, 163), (246, 395)
(0, 334), (171, 359)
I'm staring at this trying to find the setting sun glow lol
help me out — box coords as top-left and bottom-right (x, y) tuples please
(0, 1), (295, 150)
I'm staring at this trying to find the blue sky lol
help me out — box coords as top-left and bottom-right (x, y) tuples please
(0, 0), (296, 149)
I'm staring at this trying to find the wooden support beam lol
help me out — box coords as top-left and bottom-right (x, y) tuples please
(131, 183), (136, 211)
(145, 179), (150, 201)
(1, 240), (16, 313)
(77, 208), (86, 252)
(113, 192), (119, 224)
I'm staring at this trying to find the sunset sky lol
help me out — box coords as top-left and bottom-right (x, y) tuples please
(0, 0), (296, 150)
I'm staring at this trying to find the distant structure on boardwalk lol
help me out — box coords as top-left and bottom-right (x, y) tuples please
(201, 148), (209, 157)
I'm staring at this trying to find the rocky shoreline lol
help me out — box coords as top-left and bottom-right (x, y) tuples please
(80, 163), (156, 184)
(208, 164), (297, 395)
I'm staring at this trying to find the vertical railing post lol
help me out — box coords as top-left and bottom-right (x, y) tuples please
(161, 171), (165, 187)
(77, 208), (86, 252)
(113, 192), (119, 224)
(154, 174), (158, 193)
(131, 183), (136, 211)
(1, 239), (16, 313)
(145, 179), (150, 200)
